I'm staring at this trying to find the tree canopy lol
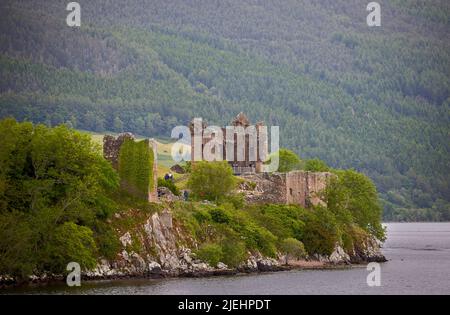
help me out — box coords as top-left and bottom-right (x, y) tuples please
(0, 119), (119, 278)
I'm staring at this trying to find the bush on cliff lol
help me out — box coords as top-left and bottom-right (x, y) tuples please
(325, 169), (386, 241)
(280, 238), (306, 265)
(0, 119), (119, 278)
(276, 149), (303, 172)
(158, 177), (180, 196)
(301, 206), (341, 256)
(187, 161), (236, 202)
(195, 243), (223, 267)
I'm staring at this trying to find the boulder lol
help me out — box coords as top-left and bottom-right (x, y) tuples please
(170, 164), (186, 174)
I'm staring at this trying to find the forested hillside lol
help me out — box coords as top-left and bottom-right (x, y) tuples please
(0, 0), (449, 221)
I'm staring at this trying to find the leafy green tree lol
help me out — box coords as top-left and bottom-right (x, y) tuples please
(276, 149), (302, 173)
(195, 243), (223, 267)
(301, 206), (341, 256)
(325, 170), (385, 241)
(304, 159), (330, 172)
(42, 222), (98, 273)
(0, 119), (119, 278)
(280, 238), (306, 265)
(187, 161), (236, 202)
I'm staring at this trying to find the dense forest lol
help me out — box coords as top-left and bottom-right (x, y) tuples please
(0, 0), (449, 221)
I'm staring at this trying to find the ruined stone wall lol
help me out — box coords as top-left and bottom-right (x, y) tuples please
(104, 132), (135, 170)
(239, 171), (333, 208)
(103, 133), (158, 202)
(148, 139), (158, 202)
(285, 171), (333, 207)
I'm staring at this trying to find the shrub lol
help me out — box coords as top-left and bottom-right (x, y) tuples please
(221, 238), (247, 268)
(304, 159), (330, 172)
(158, 177), (180, 196)
(245, 205), (306, 241)
(42, 222), (98, 273)
(195, 243), (223, 267)
(276, 149), (303, 172)
(187, 161), (235, 201)
(301, 206), (341, 256)
(279, 238), (306, 264)
(193, 208), (212, 223)
(209, 207), (232, 224)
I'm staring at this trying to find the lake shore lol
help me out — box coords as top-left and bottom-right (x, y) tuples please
(0, 259), (364, 290)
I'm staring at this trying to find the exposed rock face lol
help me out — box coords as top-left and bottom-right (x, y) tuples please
(170, 164), (185, 174)
(83, 208), (386, 280)
(157, 187), (181, 202)
(85, 210), (289, 279)
(1, 208), (386, 286)
(239, 171), (334, 208)
(349, 237), (387, 263)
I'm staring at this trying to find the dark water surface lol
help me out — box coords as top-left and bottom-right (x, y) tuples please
(3, 223), (450, 295)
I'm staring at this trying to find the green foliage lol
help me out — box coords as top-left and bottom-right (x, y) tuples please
(1, 1), (449, 220)
(187, 161), (236, 202)
(280, 238), (306, 264)
(118, 139), (154, 200)
(158, 178), (180, 196)
(42, 222), (98, 273)
(93, 221), (121, 260)
(195, 243), (223, 267)
(304, 159), (330, 172)
(245, 205), (306, 241)
(301, 206), (341, 256)
(220, 237), (247, 268)
(273, 149), (303, 173)
(0, 211), (35, 278)
(326, 170), (385, 241)
(209, 207), (232, 224)
(0, 119), (119, 278)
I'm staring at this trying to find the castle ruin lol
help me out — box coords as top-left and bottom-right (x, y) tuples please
(189, 112), (266, 174)
(239, 171), (334, 208)
(103, 133), (158, 202)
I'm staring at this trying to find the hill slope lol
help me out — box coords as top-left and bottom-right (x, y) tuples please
(0, 0), (449, 221)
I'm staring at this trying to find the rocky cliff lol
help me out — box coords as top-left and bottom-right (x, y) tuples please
(85, 207), (386, 280)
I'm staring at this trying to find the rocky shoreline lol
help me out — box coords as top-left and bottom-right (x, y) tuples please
(0, 249), (387, 289)
(0, 209), (386, 289)
(0, 258), (385, 289)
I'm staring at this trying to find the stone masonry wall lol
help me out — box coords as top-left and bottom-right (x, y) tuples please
(103, 133), (158, 202)
(239, 171), (333, 208)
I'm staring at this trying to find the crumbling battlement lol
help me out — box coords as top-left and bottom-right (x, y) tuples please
(239, 171), (334, 208)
